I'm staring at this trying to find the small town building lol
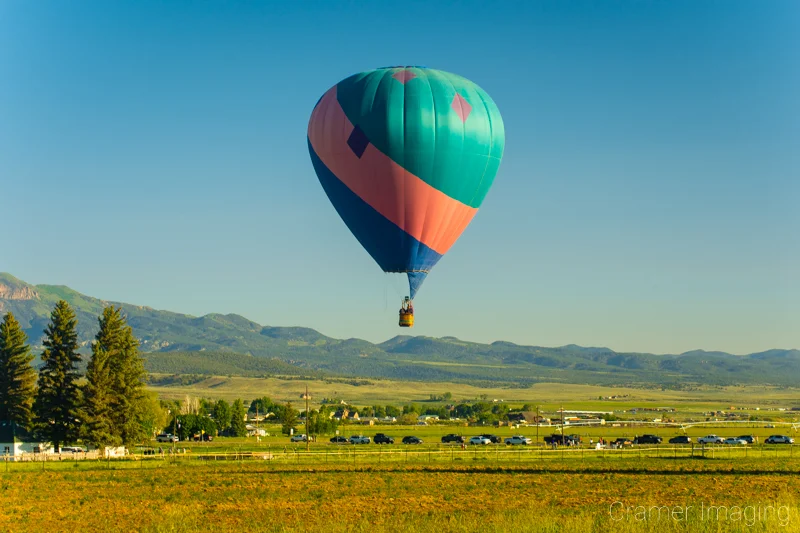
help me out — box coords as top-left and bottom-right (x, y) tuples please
(0, 421), (52, 460)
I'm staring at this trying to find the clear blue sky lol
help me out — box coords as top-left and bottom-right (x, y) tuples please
(1, 1), (798, 354)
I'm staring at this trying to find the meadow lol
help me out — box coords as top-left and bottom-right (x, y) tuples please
(148, 375), (800, 412)
(1, 456), (799, 532)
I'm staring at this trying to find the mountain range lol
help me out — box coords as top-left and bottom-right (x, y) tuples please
(1, 272), (798, 387)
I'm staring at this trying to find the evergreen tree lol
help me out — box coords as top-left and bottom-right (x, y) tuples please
(34, 301), (82, 452)
(0, 313), (37, 429)
(279, 401), (298, 436)
(229, 399), (247, 437)
(106, 309), (147, 446)
(81, 330), (117, 448)
(212, 399), (232, 435)
(82, 306), (147, 448)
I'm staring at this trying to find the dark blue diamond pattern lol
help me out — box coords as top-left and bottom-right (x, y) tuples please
(347, 125), (370, 158)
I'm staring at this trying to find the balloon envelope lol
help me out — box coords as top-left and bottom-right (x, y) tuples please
(307, 66), (504, 298)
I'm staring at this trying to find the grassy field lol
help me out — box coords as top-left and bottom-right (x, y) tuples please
(148, 375), (800, 412)
(2, 457), (798, 532)
(10, 378), (797, 531)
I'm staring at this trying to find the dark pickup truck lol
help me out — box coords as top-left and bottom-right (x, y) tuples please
(373, 433), (394, 444)
(441, 434), (466, 444)
(633, 434), (662, 445)
(544, 434), (581, 446)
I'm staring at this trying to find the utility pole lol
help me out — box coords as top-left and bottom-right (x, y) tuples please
(536, 405), (540, 447)
(305, 384), (310, 452)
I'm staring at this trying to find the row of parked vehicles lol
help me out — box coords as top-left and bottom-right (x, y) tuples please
(321, 433), (535, 446)
(326, 434), (417, 445)
(297, 432), (797, 446)
(599, 434), (795, 447)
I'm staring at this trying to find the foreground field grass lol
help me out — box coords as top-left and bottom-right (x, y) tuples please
(1, 458), (799, 532)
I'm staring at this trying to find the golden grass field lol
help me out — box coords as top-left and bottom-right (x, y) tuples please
(5, 379), (797, 532)
(1, 458), (799, 532)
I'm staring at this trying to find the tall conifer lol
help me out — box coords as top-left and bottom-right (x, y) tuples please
(0, 313), (37, 429)
(82, 306), (147, 448)
(35, 301), (82, 451)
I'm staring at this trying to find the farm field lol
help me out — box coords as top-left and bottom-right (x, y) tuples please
(148, 376), (800, 412)
(1, 457), (798, 532)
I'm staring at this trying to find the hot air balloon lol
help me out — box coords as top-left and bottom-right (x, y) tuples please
(307, 66), (504, 327)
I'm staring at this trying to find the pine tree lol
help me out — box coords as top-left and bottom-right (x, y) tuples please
(82, 306), (147, 448)
(229, 399), (247, 437)
(35, 301), (82, 452)
(81, 332), (117, 448)
(105, 308), (147, 446)
(0, 313), (37, 429)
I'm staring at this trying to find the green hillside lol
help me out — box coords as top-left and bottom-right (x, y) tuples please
(2, 272), (799, 387)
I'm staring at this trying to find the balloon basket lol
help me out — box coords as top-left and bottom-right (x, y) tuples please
(399, 297), (414, 327)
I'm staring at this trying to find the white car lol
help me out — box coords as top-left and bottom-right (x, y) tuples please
(349, 435), (370, 444)
(723, 437), (747, 445)
(290, 434), (313, 442)
(505, 435), (532, 446)
(469, 436), (491, 445)
(697, 435), (724, 444)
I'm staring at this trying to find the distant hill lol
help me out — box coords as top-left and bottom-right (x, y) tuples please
(2, 272), (799, 387)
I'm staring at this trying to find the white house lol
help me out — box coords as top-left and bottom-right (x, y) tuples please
(246, 424), (267, 437)
(0, 421), (52, 460)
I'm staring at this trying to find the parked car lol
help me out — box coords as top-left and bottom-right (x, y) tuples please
(505, 435), (532, 446)
(156, 433), (178, 443)
(737, 435), (755, 444)
(441, 434), (465, 444)
(633, 434), (662, 445)
(291, 434), (313, 443)
(193, 433), (213, 442)
(373, 433), (394, 445)
(60, 446), (85, 453)
(723, 437), (747, 445)
(668, 435), (691, 444)
(479, 434), (502, 444)
(611, 438), (633, 448)
(698, 435), (724, 444)
(469, 436), (491, 445)
(329, 436), (348, 444)
(402, 436), (423, 445)
(349, 435), (370, 444)
(765, 435), (794, 444)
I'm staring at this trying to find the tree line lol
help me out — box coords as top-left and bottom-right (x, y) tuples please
(0, 301), (150, 452)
